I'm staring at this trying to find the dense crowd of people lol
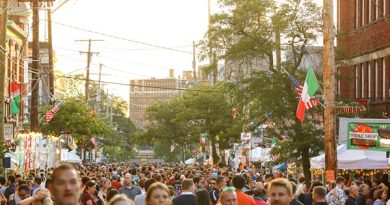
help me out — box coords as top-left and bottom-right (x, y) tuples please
(0, 162), (389, 205)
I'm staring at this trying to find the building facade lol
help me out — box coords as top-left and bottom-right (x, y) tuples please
(129, 76), (185, 129)
(5, 1), (30, 126)
(337, 0), (390, 116)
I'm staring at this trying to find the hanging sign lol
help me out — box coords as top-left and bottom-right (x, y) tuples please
(347, 122), (390, 151)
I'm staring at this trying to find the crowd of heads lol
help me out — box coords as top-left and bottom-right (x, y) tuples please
(0, 162), (389, 205)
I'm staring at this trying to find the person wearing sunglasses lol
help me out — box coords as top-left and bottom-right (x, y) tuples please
(220, 186), (237, 205)
(208, 179), (217, 192)
(210, 177), (226, 205)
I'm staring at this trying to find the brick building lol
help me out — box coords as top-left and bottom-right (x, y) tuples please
(337, 0), (390, 116)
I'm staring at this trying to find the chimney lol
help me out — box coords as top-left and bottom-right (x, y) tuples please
(169, 69), (174, 78)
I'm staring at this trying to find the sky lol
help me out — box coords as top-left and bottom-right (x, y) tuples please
(46, 0), (326, 103)
(47, 0), (217, 101)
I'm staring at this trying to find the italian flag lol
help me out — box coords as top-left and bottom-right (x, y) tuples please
(296, 68), (320, 122)
(10, 83), (21, 115)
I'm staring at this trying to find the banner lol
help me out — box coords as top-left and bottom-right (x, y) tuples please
(347, 122), (390, 152)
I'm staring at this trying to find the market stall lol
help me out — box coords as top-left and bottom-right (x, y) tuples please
(310, 144), (389, 170)
(250, 147), (272, 162)
(65, 150), (82, 163)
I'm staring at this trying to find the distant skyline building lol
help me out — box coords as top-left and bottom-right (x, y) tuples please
(223, 46), (323, 80)
(129, 70), (186, 129)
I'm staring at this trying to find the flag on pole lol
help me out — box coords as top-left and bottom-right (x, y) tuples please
(288, 73), (320, 109)
(91, 137), (97, 150)
(170, 144), (176, 153)
(296, 68), (320, 122)
(45, 101), (62, 123)
(10, 83), (21, 115)
(271, 137), (277, 147)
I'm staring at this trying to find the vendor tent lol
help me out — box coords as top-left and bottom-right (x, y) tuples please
(310, 144), (388, 169)
(250, 147), (272, 162)
(184, 158), (194, 165)
(65, 150), (81, 163)
(272, 163), (288, 172)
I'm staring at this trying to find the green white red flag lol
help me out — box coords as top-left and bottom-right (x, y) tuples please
(296, 68), (320, 122)
(10, 83), (21, 115)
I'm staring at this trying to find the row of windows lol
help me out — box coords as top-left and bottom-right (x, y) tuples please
(130, 92), (177, 97)
(354, 57), (388, 99)
(355, 0), (389, 29)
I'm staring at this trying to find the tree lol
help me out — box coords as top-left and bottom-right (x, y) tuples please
(199, 0), (322, 75)
(199, 0), (323, 180)
(41, 98), (111, 160)
(144, 84), (242, 164)
(225, 70), (323, 182)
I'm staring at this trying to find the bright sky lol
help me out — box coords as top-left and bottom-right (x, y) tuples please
(47, 0), (325, 102)
(48, 0), (217, 101)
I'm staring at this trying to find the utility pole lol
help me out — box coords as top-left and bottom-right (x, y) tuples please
(31, 0), (40, 131)
(47, 9), (54, 101)
(323, 0), (337, 179)
(207, 0), (217, 85)
(192, 41), (196, 80)
(47, 0), (72, 103)
(76, 39), (103, 104)
(97, 63), (104, 115)
(0, 0), (9, 164)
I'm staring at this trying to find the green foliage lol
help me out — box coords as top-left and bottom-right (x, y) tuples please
(144, 84), (242, 163)
(103, 145), (137, 162)
(199, 0), (322, 74)
(41, 98), (110, 140)
(225, 70), (323, 181)
(153, 141), (180, 162)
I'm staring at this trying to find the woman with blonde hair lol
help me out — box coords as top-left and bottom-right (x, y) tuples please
(145, 182), (171, 205)
(107, 194), (134, 205)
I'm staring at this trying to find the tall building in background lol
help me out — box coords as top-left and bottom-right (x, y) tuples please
(129, 70), (186, 129)
(337, 0), (390, 116)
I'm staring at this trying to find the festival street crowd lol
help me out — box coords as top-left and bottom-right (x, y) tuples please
(0, 163), (388, 205)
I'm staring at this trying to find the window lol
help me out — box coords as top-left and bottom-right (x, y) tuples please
(369, 0), (372, 22)
(362, 64), (365, 98)
(384, 58), (387, 99)
(368, 63), (371, 98)
(375, 60), (379, 98)
(338, 69), (340, 95)
(362, 0), (365, 25)
(356, 0), (359, 28)
(376, 0), (379, 19)
(356, 65), (359, 98)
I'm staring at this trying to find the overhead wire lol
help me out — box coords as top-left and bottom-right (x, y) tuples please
(44, 19), (195, 55)
(54, 46), (171, 72)
(0, 49), (219, 93)
(54, 53), (152, 78)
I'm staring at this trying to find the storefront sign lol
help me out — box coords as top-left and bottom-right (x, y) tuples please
(336, 100), (367, 115)
(326, 170), (335, 182)
(241, 132), (251, 141)
(347, 122), (390, 151)
(4, 123), (14, 141)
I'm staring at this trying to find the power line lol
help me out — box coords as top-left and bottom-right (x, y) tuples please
(53, 75), (219, 93)
(54, 53), (152, 77)
(54, 46), (177, 71)
(44, 19), (195, 55)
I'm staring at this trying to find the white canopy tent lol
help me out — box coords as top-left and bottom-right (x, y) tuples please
(65, 150), (82, 163)
(310, 144), (389, 170)
(250, 147), (272, 162)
